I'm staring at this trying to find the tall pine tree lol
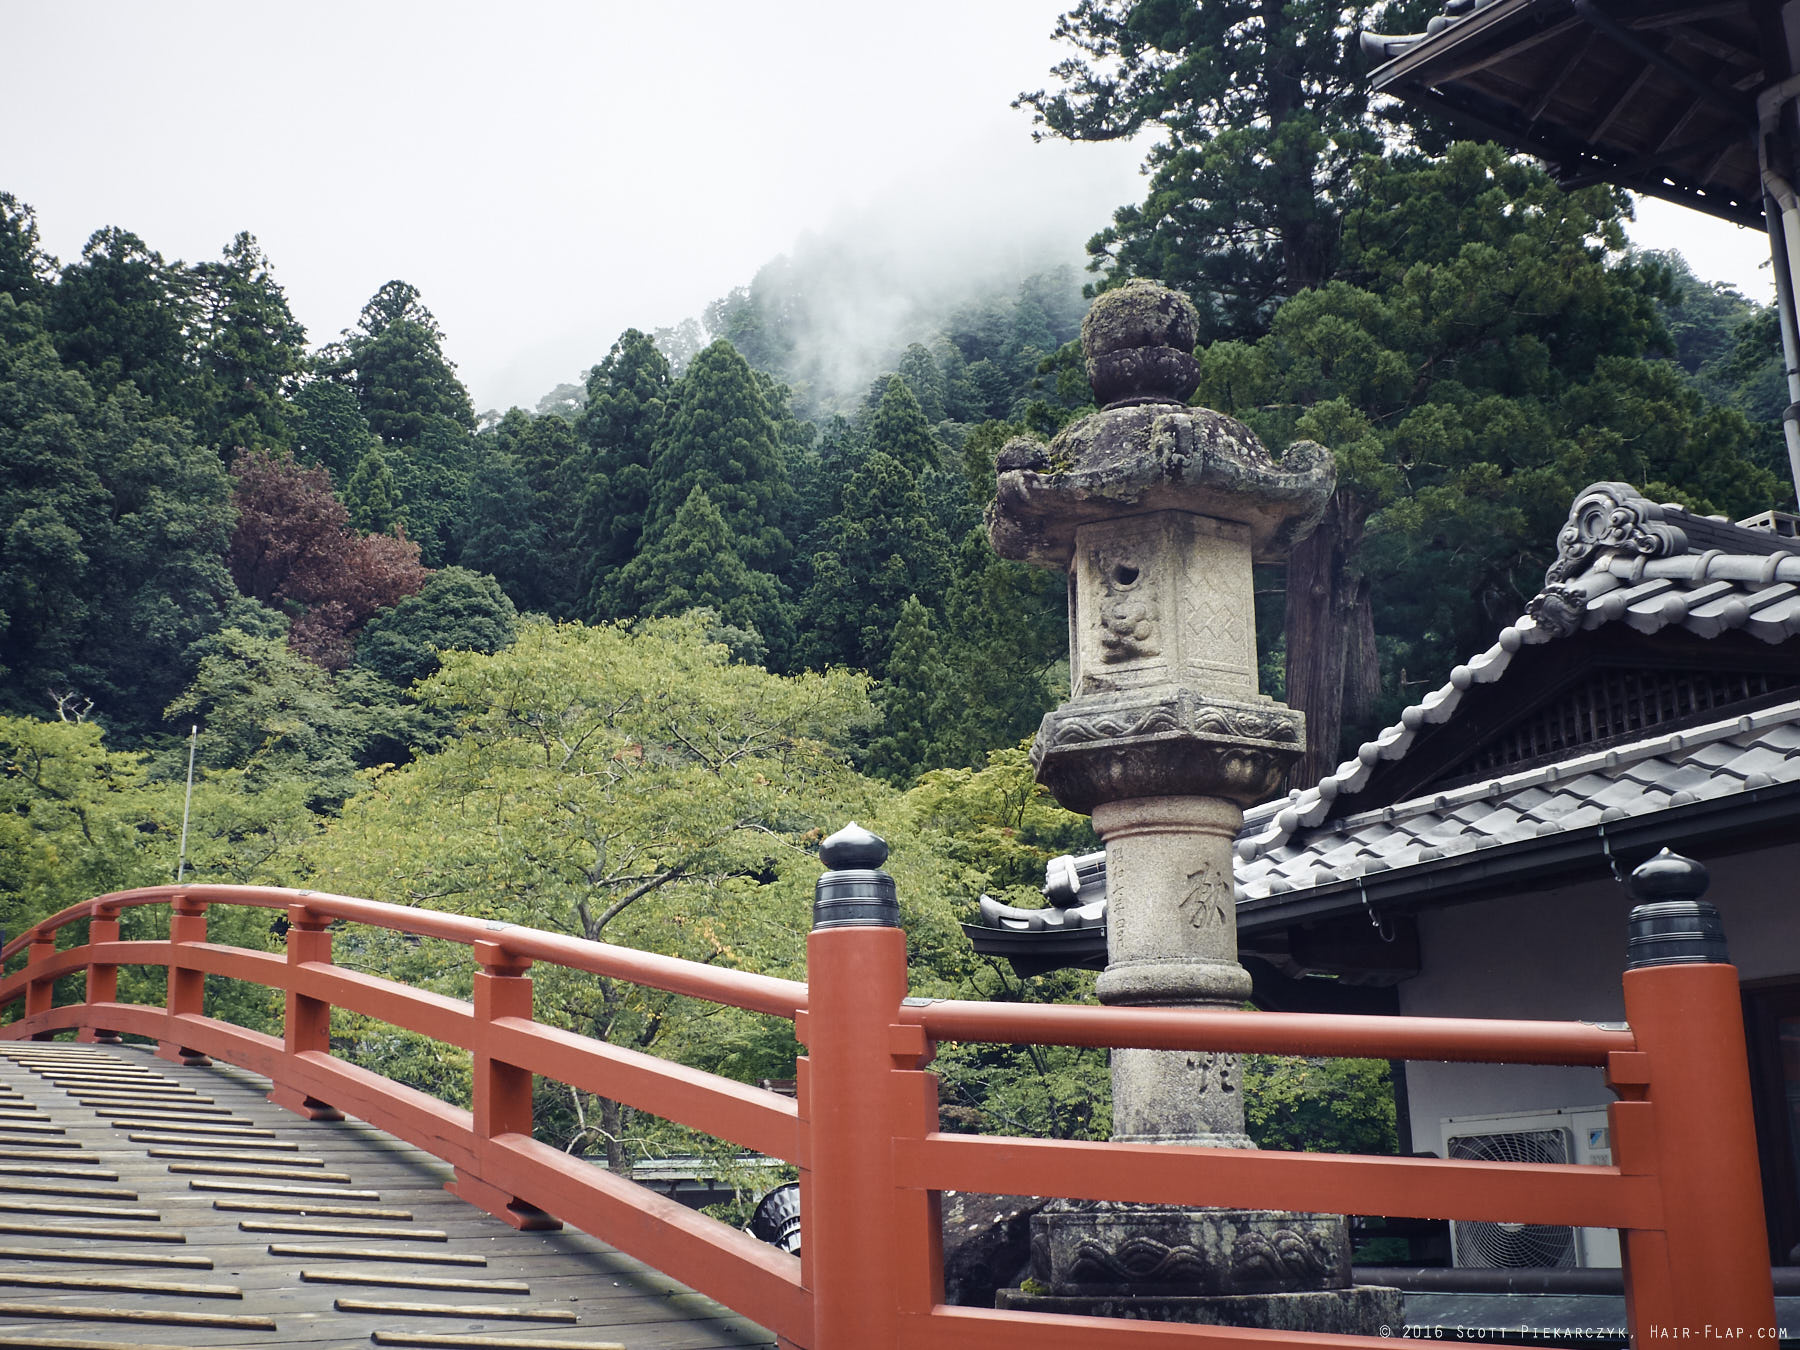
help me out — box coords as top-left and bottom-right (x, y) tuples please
(573, 330), (672, 618)
(319, 281), (477, 567)
(0, 195), (56, 305)
(866, 595), (953, 784)
(611, 486), (792, 666)
(48, 227), (193, 414)
(639, 340), (792, 577)
(188, 232), (308, 454)
(865, 376), (942, 478)
(1018, 0), (1407, 342)
(795, 450), (949, 676)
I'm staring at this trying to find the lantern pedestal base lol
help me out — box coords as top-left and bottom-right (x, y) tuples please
(996, 1284), (1402, 1333)
(1004, 1204), (1401, 1334)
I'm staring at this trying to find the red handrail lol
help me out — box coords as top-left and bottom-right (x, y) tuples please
(0, 884), (1777, 1349)
(901, 998), (1634, 1065)
(0, 885), (808, 1019)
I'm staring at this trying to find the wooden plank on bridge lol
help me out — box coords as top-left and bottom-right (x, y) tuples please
(0, 1041), (778, 1349)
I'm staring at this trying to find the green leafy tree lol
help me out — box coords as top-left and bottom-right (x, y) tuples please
(866, 596), (953, 784)
(534, 380), (585, 421)
(864, 375), (942, 478)
(385, 414), (473, 567)
(0, 713), (315, 956)
(307, 615), (954, 1169)
(1196, 145), (1781, 774)
(0, 715), (167, 938)
(166, 626), (403, 807)
(896, 747), (1106, 1138)
(0, 194), (56, 304)
(1242, 1056), (1397, 1155)
(1018, 0), (1423, 340)
(0, 296), (235, 732)
(457, 444), (555, 613)
(293, 379), (378, 486)
(48, 227), (194, 412)
(1648, 252), (1787, 476)
(796, 451), (950, 676)
(316, 282), (475, 566)
(935, 524), (1067, 768)
(895, 343), (947, 424)
(356, 566), (517, 689)
(789, 416), (861, 558)
(322, 280), (475, 444)
(469, 408), (582, 616)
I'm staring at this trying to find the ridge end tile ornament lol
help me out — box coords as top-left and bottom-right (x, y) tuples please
(987, 279), (1400, 1332)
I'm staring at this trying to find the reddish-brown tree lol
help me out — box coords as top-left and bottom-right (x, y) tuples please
(226, 449), (426, 668)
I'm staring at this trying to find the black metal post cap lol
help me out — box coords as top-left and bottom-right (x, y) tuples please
(1625, 849), (1727, 969)
(814, 822), (899, 930)
(1625, 847), (1711, 904)
(818, 821), (888, 870)
(747, 1181), (802, 1255)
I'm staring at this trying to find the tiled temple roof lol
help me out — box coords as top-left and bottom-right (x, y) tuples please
(1236, 701), (1800, 903)
(1233, 483), (1800, 902)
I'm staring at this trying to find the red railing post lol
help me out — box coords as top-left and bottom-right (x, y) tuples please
(1614, 852), (1775, 1342)
(269, 905), (343, 1120)
(447, 939), (560, 1231)
(798, 824), (932, 1350)
(23, 931), (57, 1040)
(78, 904), (122, 1044)
(157, 893), (211, 1065)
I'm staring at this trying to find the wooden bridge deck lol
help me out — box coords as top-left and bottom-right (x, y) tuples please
(0, 1043), (777, 1350)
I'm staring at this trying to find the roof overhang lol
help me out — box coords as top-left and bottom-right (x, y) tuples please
(1368, 0), (1772, 229)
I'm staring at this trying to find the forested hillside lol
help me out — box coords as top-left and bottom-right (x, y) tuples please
(1, 0), (1791, 1174)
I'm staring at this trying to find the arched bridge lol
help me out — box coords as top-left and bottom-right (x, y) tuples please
(0, 868), (1779, 1348)
(0, 1038), (770, 1349)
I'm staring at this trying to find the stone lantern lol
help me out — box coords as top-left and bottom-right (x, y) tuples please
(988, 280), (1399, 1329)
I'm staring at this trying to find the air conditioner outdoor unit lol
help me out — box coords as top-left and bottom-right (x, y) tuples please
(1442, 1106), (1621, 1269)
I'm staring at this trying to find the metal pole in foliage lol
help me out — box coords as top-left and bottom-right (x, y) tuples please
(176, 724), (197, 883)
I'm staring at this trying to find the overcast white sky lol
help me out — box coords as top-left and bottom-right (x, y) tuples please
(2, 2), (1775, 414)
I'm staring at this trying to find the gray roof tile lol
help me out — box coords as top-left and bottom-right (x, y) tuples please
(1720, 744), (1792, 779)
(1685, 740), (1745, 770)
(1618, 759), (1676, 787)
(1588, 777), (1658, 811)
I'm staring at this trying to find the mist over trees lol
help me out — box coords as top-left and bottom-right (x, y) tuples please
(0, 0), (1791, 1172)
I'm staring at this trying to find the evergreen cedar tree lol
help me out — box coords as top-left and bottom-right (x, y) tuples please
(575, 328), (672, 619)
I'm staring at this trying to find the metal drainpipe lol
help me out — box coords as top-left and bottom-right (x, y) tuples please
(1758, 74), (1800, 509)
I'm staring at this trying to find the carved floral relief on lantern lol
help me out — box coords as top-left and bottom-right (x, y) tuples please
(1093, 544), (1160, 665)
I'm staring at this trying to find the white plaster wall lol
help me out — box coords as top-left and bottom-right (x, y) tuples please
(1396, 841), (1797, 1155)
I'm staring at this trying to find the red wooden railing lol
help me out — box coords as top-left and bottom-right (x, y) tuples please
(0, 882), (1777, 1349)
